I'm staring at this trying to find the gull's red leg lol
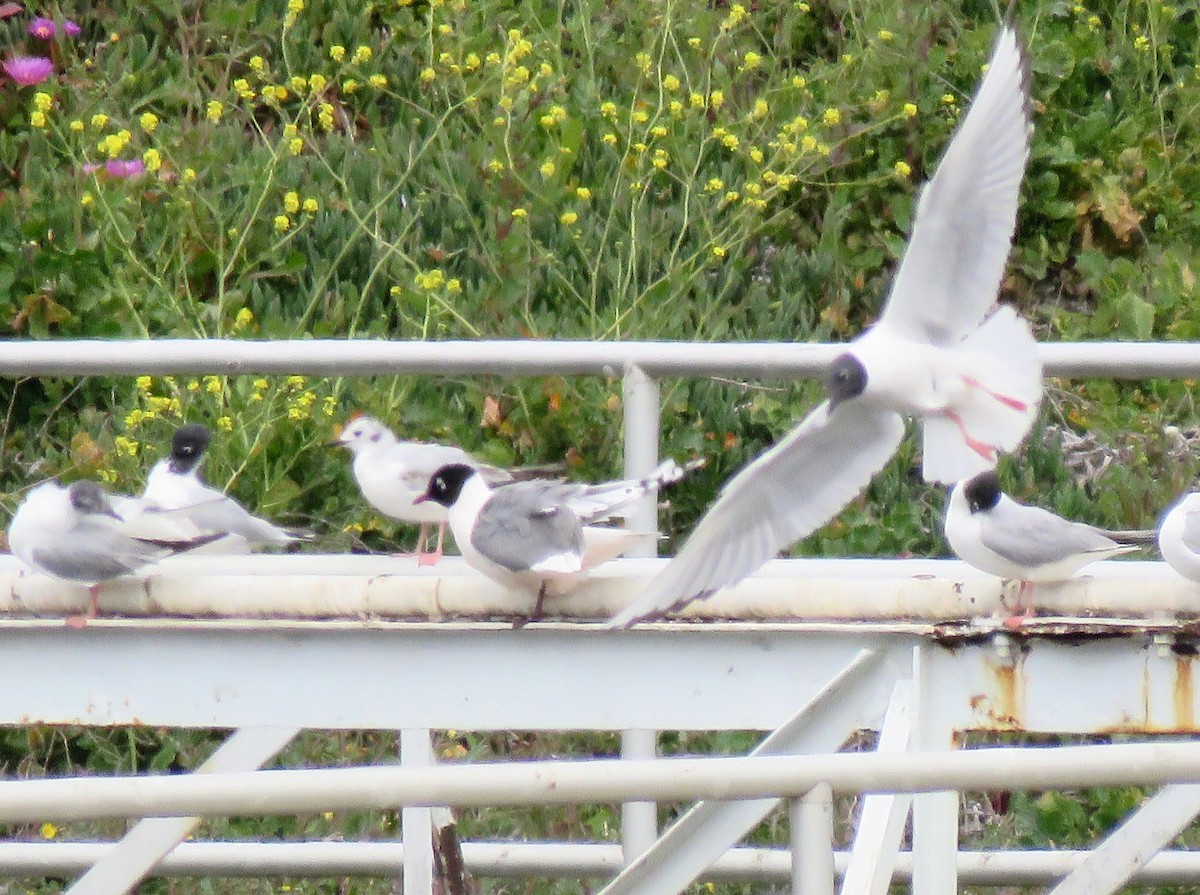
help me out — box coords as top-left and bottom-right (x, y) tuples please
(962, 376), (1028, 413)
(417, 523), (446, 567)
(945, 410), (998, 462)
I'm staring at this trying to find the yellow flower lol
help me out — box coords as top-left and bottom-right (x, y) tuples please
(749, 147), (764, 163)
(902, 102), (917, 118)
(91, 113), (109, 128)
(352, 45), (372, 64)
(650, 125), (667, 137)
(464, 52), (481, 70)
(204, 375), (223, 394)
(560, 211), (578, 225)
(663, 74), (680, 91)
(414, 269), (446, 290)
(284, 191), (300, 213)
(511, 207), (528, 219)
(575, 186), (592, 200)
(540, 160), (556, 178)
(711, 245), (726, 258)
(710, 90), (725, 108)
(669, 100), (682, 115)
(206, 100), (223, 122)
(742, 51), (761, 69)
(302, 197), (318, 213)
(274, 214), (291, 232)
(80, 192), (94, 207)
(342, 78), (358, 94)
(600, 100), (617, 117)
(288, 137), (303, 155)
(330, 45), (346, 62)
(446, 278), (462, 293)
(186, 379), (200, 392)
(33, 92), (52, 112)
(801, 135), (817, 151)
(253, 378), (269, 391)
(438, 23), (453, 35)
(217, 416), (234, 432)
(823, 108), (840, 126)
(705, 177), (724, 192)
(602, 132), (617, 145)
(721, 133), (739, 150)
(139, 112), (159, 133)
(69, 119), (84, 131)
(941, 93), (956, 106)
(323, 396), (337, 417)
(893, 160), (911, 178)
(183, 167), (197, 182)
(878, 29), (894, 42)
(136, 375), (153, 391)
(114, 436), (139, 457)
(235, 307), (254, 328)
(40, 823), (58, 840)
(420, 67), (435, 83)
(287, 0), (304, 12)
(550, 105), (567, 122)
(249, 55), (265, 71)
(752, 98), (768, 119)
(273, 85), (289, 101)
(290, 75), (308, 92)
(30, 111), (46, 128)
(634, 51), (651, 74)
(125, 409), (146, 428)
(309, 73), (327, 93)
(143, 148), (161, 172)
(369, 73), (388, 88)
(689, 92), (705, 108)
(792, 75), (807, 89)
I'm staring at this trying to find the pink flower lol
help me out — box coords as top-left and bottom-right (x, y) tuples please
(104, 159), (145, 179)
(2, 56), (54, 86)
(64, 20), (81, 37)
(28, 18), (55, 39)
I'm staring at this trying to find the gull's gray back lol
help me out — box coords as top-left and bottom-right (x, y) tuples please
(471, 481), (584, 572)
(980, 499), (1120, 568)
(30, 520), (162, 583)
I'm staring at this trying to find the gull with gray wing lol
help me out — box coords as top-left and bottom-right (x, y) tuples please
(611, 22), (1041, 627)
(416, 458), (702, 619)
(945, 470), (1137, 625)
(1158, 491), (1200, 582)
(8, 479), (222, 625)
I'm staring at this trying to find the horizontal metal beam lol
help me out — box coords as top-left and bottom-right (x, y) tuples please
(0, 339), (1195, 378)
(9, 842), (1200, 885)
(0, 556), (1186, 624)
(4, 741), (1200, 823)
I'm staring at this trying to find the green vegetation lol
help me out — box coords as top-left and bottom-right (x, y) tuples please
(0, 0), (1198, 890)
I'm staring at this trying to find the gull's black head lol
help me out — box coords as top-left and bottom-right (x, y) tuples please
(417, 464), (478, 508)
(170, 423), (212, 473)
(825, 353), (868, 409)
(68, 480), (117, 518)
(963, 470), (1002, 514)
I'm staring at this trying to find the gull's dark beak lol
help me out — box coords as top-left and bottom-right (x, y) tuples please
(103, 508), (122, 520)
(412, 492), (431, 505)
(325, 438), (347, 449)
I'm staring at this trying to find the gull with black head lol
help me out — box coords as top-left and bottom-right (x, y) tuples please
(945, 470), (1138, 626)
(416, 458), (701, 620)
(611, 22), (1042, 627)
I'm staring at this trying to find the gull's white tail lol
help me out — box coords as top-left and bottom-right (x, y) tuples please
(922, 305), (1042, 484)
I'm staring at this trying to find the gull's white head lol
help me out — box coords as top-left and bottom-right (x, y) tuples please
(333, 415), (397, 456)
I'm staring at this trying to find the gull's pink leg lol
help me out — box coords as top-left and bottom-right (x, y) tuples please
(962, 376), (1028, 413)
(945, 410), (998, 463)
(1002, 580), (1034, 631)
(66, 584), (100, 629)
(417, 523), (446, 567)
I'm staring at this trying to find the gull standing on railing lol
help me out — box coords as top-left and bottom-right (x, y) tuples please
(417, 458), (702, 619)
(123, 423), (302, 550)
(7, 480), (222, 626)
(611, 22), (1041, 626)
(944, 470), (1139, 626)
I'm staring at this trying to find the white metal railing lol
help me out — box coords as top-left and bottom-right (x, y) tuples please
(4, 337), (1200, 895)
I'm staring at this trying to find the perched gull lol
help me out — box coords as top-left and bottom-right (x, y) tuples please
(416, 458), (702, 618)
(610, 23), (1041, 627)
(1158, 491), (1200, 582)
(334, 414), (521, 564)
(945, 470), (1137, 625)
(8, 479), (221, 625)
(124, 423), (301, 550)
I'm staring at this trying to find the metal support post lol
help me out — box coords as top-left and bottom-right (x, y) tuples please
(621, 729), (658, 863)
(840, 682), (913, 895)
(791, 782), (835, 895)
(910, 644), (958, 895)
(401, 729), (435, 895)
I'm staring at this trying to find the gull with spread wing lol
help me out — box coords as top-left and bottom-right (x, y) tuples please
(611, 23), (1042, 626)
